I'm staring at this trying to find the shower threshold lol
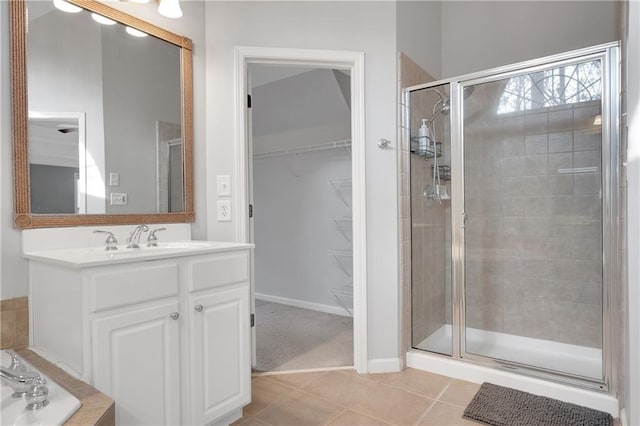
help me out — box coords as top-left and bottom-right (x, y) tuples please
(416, 324), (602, 380)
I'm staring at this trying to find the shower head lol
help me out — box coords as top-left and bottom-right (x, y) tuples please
(427, 86), (475, 120)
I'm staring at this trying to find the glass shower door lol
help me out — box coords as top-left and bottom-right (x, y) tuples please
(410, 83), (453, 356)
(461, 57), (605, 381)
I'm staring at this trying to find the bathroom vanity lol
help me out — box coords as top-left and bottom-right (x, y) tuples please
(25, 241), (253, 425)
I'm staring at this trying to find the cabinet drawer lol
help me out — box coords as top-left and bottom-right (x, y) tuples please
(89, 263), (179, 312)
(187, 251), (249, 292)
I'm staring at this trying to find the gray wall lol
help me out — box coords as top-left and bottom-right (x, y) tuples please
(252, 69), (351, 151)
(441, 1), (618, 78)
(101, 26), (181, 214)
(625, 1), (640, 423)
(397, 1), (442, 79)
(204, 1), (400, 363)
(27, 8), (106, 214)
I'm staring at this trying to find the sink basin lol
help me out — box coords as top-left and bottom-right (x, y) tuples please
(24, 240), (254, 268)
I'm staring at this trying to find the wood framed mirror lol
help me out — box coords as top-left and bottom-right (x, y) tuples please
(10, 0), (194, 229)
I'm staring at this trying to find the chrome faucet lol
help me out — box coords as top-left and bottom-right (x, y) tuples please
(1, 351), (49, 410)
(94, 230), (118, 251)
(147, 227), (166, 247)
(127, 224), (149, 249)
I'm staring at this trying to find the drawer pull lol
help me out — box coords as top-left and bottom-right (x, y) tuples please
(194, 304), (203, 312)
(170, 312), (180, 320)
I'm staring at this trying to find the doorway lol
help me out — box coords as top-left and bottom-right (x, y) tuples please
(234, 47), (368, 373)
(250, 65), (353, 371)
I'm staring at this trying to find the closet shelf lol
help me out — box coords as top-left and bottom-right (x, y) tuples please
(332, 216), (353, 242)
(253, 139), (351, 160)
(329, 178), (352, 207)
(328, 250), (353, 278)
(329, 286), (353, 317)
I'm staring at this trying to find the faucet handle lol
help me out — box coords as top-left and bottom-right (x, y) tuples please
(147, 228), (166, 247)
(94, 230), (118, 251)
(6, 350), (26, 372)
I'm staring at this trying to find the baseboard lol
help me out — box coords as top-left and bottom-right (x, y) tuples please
(367, 358), (402, 373)
(619, 408), (628, 426)
(255, 293), (350, 317)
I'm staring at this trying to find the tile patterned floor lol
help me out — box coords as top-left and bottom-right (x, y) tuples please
(234, 368), (481, 425)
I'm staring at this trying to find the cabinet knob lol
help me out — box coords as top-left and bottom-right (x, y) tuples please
(194, 304), (203, 312)
(170, 312), (180, 320)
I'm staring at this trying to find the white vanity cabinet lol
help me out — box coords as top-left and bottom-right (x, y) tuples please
(27, 244), (252, 426)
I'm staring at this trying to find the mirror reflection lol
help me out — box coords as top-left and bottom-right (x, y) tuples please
(26, 0), (183, 215)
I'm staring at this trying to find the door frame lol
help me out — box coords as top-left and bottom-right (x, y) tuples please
(233, 46), (368, 373)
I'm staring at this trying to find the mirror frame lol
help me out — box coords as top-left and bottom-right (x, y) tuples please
(10, 0), (194, 229)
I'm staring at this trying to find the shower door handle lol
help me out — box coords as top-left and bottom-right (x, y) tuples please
(461, 212), (467, 229)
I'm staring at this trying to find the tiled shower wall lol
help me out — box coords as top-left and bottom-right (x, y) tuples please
(410, 88), (452, 347)
(464, 86), (603, 348)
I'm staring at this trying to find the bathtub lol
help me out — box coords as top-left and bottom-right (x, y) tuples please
(1, 350), (81, 425)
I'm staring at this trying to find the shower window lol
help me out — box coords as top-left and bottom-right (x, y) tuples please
(497, 61), (602, 113)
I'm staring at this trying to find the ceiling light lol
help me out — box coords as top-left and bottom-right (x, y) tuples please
(53, 0), (82, 14)
(125, 26), (148, 37)
(130, 0), (151, 3)
(91, 13), (117, 25)
(157, 0), (182, 19)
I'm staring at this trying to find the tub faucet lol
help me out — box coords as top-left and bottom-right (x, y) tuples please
(1, 364), (49, 410)
(6, 349), (27, 373)
(127, 224), (149, 248)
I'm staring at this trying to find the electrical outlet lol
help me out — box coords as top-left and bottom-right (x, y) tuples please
(217, 200), (232, 221)
(110, 193), (127, 206)
(217, 175), (231, 196)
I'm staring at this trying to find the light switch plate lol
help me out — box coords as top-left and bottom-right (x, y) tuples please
(217, 175), (231, 197)
(109, 172), (120, 187)
(110, 193), (127, 206)
(217, 200), (231, 221)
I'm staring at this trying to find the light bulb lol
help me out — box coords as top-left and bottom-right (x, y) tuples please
(157, 0), (182, 19)
(125, 26), (148, 37)
(53, 0), (82, 13)
(91, 13), (116, 25)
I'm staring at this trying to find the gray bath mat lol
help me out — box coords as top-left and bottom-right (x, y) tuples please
(463, 382), (613, 426)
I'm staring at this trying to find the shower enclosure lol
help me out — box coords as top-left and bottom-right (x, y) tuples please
(407, 43), (619, 390)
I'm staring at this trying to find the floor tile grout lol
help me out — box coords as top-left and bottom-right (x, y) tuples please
(246, 370), (478, 426)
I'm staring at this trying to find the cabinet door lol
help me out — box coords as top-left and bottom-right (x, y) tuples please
(93, 301), (181, 425)
(190, 286), (250, 425)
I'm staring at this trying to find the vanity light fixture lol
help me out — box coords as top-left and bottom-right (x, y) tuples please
(91, 13), (117, 25)
(125, 26), (149, 37)
(157, 0), (183, 19)
(53, 0), (82, 13)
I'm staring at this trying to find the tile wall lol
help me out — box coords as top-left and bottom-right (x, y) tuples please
(409, 86), (452, 348)
(463, 82), (603, 348)
(0, 297), (29, 349)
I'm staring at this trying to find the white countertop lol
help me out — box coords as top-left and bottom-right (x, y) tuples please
(24, 240), (254, 268)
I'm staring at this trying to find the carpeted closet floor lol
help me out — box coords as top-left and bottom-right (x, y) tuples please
(255, 300), (353, 372)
